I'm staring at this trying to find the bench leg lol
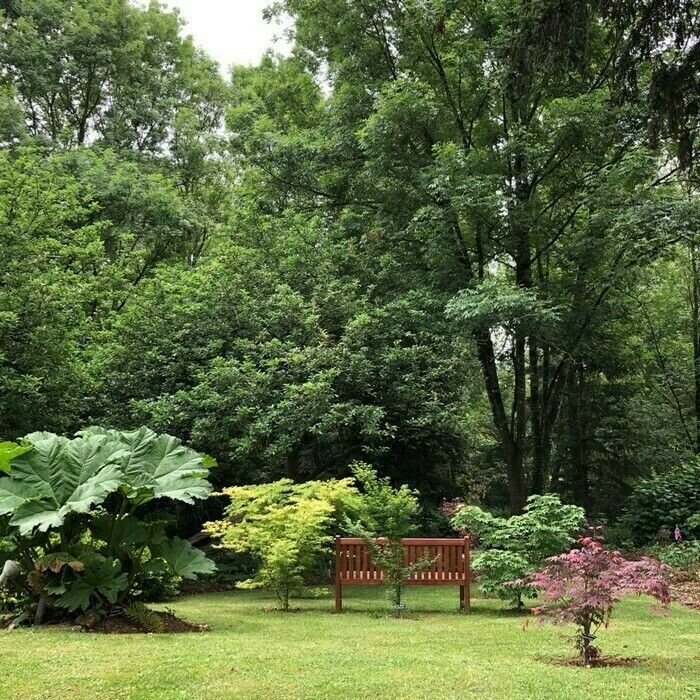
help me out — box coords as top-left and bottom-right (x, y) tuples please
(460, 584), (471, 613)
(335, 582), (342, 613)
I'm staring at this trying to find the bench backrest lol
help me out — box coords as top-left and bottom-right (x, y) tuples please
(335, 537), (470, 585)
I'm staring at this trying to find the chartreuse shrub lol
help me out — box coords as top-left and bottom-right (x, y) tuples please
(619, 461), (700, 545)
(0, 428), (215, 624)
(206, 478), (361, 610)
(346, 463), (428, 614)
(530, 538), (671, 664)
(207, 465), (428, 613)
(451, 494), (585, 607)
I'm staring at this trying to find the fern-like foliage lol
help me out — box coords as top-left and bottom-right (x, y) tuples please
(124, 601), (165, 633)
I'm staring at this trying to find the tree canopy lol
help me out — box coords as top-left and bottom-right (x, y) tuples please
(1, 0), (699, 526)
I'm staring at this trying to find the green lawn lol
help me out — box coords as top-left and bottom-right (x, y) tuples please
(1, 588), (698, 700)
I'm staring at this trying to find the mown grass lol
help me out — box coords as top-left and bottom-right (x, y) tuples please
(0, 587), (698, 699)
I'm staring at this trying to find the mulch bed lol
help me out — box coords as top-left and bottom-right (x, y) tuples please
(2, 610), (208, 634)
(672, 581), (700, 610)
(89, 610), (208, 634)
(544, 655), (641, 668)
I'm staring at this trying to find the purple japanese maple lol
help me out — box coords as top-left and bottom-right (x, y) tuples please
(528, 537), (672, 663)
(441, 498), (468, 535)
(440, 497), (464, 521)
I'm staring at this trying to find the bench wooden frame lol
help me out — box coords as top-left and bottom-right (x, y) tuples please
(334, 536), (470, 612)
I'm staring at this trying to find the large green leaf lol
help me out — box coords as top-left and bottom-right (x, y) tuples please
(0, 433), (125, 535)
(57, 556), (128, 612)
(0, 478), (30, 515)
(90, 513), (169, 550)
(0, 441), (32, 475)
(153, 537), (216, 580)
(80, 427), (212, 506)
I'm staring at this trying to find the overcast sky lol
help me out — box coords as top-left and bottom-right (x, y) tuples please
(161, 1), (291, 73)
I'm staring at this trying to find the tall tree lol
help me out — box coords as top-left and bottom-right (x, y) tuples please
(0, 0), (227, 151)
(264, 0), (695, 511)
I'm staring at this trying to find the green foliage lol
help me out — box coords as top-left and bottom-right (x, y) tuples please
(348, 522), (432, 612)
(648, 541), (700, 581)
(0, 432), (124, 535)
(155, 537), (216, 581)
(348, 464), (425, 611)
(123, 601), (165, 633)
(0, 0), (229, 438)
(0, 146), (100, 437)
(687, 514), (700, 530)
(0, 0), (228, 149)
(0, 427), (215, 620)
(620, 461), (700, 545)
(78, 427), (213, 506)
(133, 558), (182, 603)
(56, 555), (128, 613)
(207, 478), (360, 610)
(452, 495), (585, 606)
(237, 531), (324, 611)
(0, 441), (30, 475)
(0, 428), (213, 536)
(446, 277), (560, 335)
(0, 84), (25, 144)
(194, 546), (256, 588)
(0, 0), (699, 544)
(91, 251), (474, 493)
(350, 462), (421, 541)
(264, 0), (700, 516)
(472, 549), (535, 603)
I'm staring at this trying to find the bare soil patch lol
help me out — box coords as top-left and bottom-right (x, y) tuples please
(543, 655), (642, 668)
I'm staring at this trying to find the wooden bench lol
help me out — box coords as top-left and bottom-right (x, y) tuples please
(334, 536), (471, 612)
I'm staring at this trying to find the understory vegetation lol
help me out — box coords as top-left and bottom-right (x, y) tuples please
(0, 428), (215, 624)
(449, 495), (586, 607)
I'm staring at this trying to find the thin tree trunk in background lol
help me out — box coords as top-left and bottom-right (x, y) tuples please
(691, 243), (700, 453)
(531, 252), (560, 493)
(507, 142), (533, 513)
(512, 331), (528, 512)
(530, 333), (545, 493)
(286, 449), (301, 481)
(570, 363), (590, 509)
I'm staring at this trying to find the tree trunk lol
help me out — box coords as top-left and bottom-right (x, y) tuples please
(473, 327), (527, 514)
(530, 334), (545, 493)
(512, 331), (528, 512)
(691, 243), (700, 453)
(286, 448), (301, 480)
(569, 363), (589, 509)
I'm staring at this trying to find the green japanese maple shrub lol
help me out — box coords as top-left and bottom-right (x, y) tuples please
(451, 494), (585, 607)
(206, 478), (360, 610)
(348, 463), (429, 614)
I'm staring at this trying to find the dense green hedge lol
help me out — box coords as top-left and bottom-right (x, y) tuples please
(621, 462), (700, 545)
